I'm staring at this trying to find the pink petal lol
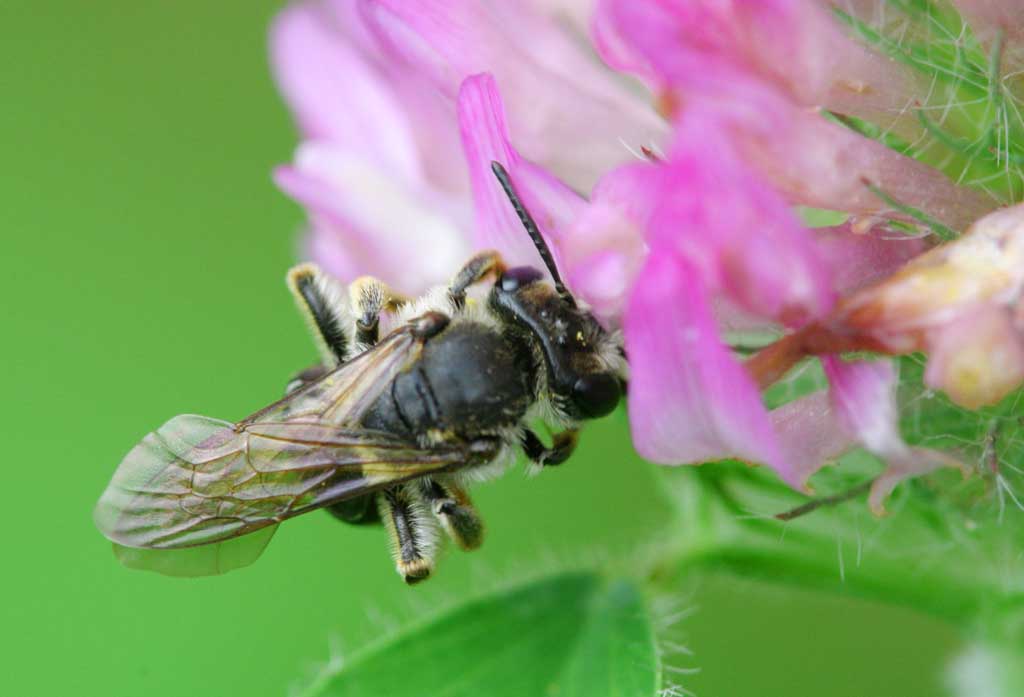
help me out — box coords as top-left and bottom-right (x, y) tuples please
(304, 226), (360, 282)
(733, 94), (997, 232)
(274, 145), (470, 293)
(821, 356), (903, 456)
(652, 116), (835, 325)
(925, 307), (1024, 409)
(594, 0), (924, 139)
(269, 3), (419, 179)
(456, 73), (585, 269)
(559, 163), (662, 323)
(867, 449), (965, 516)
(770, 391), (856, 488)
(821, 355), (964, 513)
(523, 0), (596, 35)
(813, 222), (928, 295)
(592, 0), (682, 85)
(360, 0), (667, 190)
(769, 357), (966, 499)
(594, 0), (998, 229)
(625, 249), (795, 485)
(952, 0), (1024, 72)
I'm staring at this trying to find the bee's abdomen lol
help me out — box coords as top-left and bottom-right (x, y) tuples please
(362, 323), (533, 438)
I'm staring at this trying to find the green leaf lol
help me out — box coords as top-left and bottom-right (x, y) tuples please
(300, 573), (659, 697)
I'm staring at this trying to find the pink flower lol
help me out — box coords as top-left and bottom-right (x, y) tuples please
(269, 0), (1004, 505)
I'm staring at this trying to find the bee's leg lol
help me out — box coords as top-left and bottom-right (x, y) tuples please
(325, 494), (381, 525)
(378, 484), (439, 584)
(418, 478), (484, 551)
(349, 276), (410, 351)
(448, 250), (506, 309)
(286, 263), (352, 366)
(521, 429), (579, 466)
(284, 363), (330, 395)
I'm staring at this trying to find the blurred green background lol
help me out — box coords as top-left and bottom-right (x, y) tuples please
(2, 3), (960, 695)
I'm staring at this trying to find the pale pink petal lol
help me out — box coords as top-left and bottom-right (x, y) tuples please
(769, 360), (966, 499)
(524, 0), (596, 35)
(592, 0), (682, 85)
(625, 249), (795, 485)
(736, 91), (994, 231)
(269, 3), (419, 179)
(558, 163), (662, 323)
(567, 249), (638, 323)
(952, 0), (1024, 72)
(614, 0), (913, 109)
(304, 226), (361, 282)
(456, 73), (586, 269)
(594, 0), (921, 134)
(274, 144), (470, 293)
(770, 391), (856, 488)
(594, 0), (998, 228)
(652, 117), (835, 325)
(868, 449), (965, 516)
(821, 356), (903, 455)
(714, 87), (997, 232)
(813, 222), (928, 295)
(925, 307), (1024, 409)
(360, 0), (667, 189)
(821, 355), (964, 513)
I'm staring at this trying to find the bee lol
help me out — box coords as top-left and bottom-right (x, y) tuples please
(94, 162), (626, 583)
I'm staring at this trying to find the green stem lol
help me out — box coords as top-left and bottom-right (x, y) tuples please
(653, 464), (1024, 627)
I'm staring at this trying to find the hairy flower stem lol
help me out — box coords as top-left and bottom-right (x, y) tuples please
(651, 462), (1024, 629)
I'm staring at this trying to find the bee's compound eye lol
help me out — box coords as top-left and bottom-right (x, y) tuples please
(571, 373), (621, 419)
(499, 266), (544, 292)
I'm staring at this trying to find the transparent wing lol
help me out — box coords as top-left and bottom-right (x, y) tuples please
(238, 322), (424, 427)
(110, 526), (278, 577)
(94, 323), (498, 575)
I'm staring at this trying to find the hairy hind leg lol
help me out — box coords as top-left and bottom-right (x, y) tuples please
(287, 263), (352, 366)
(379, 484), (439, 584)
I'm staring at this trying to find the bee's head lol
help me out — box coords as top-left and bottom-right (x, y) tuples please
(487, 160), (627, 421)
(490, 266), (624, 420)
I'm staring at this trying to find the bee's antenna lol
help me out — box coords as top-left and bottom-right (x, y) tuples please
(490, 161), (573, 300)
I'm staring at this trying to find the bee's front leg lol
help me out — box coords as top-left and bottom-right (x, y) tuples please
(521, 429), (579, 467)
(448, 250), (506, 309)
(349, 276), (410, 351)
(378, 484), (439, 585)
